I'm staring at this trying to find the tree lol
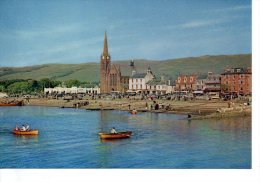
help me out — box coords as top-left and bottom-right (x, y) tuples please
(7, 82), (30, 94)
(220, 84), (229, 93)
(39, 78), (52, 89)
(64, 80), (81, 88)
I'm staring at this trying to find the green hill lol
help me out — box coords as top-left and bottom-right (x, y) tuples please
(0, 54), (251, 82)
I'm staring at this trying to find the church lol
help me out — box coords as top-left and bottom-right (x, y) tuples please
(100, 32), (129, 93)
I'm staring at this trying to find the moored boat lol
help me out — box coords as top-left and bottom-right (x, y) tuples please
(0, 101), (24, 106)
(98, 131), (132, 139)
(13, 129), (39, 135)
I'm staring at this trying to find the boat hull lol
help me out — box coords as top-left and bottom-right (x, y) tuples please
(98, 131), (132, 139)
(13, 129), (39, 135)
(0, 101), (24, 106)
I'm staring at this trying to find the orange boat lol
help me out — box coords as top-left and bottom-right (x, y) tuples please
(98, 131), (132, 139)
(13, 129), (39, 135)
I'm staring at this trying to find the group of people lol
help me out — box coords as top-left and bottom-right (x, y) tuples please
(15, 124), (30, 131)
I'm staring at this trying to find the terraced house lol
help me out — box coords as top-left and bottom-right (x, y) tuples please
(220, 67), (252, 95)
(175, 74), (198, 92)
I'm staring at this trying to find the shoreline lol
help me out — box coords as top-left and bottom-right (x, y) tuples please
(15, 97), (251, 120)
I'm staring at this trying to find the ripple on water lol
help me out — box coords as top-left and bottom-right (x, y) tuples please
(0, 106), (251, 168)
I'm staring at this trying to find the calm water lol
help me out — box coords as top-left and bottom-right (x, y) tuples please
(0, 106), (251, 168)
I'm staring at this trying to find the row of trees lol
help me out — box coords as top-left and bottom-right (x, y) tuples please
(0, 78), (99, 95)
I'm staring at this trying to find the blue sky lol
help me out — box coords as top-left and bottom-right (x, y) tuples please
(0, 0), (251, 67)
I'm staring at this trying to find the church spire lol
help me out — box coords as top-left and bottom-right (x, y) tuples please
(103, 31), (109, 56)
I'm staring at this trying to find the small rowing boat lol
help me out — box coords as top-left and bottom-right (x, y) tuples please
(13, 129), (39, 135)
(98, 131), (132, 139)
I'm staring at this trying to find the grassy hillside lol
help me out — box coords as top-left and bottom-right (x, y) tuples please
(0, 54), (251, 82)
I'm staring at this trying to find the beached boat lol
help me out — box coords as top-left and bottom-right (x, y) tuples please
(0, 101), (24, 106)
(13, 129), (39, 135)
(98, 131), (132, 139)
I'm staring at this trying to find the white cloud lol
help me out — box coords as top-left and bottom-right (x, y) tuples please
(3, 23), (88, 39)
(210, 5), (251, 13)
(179, 20), (220, 28)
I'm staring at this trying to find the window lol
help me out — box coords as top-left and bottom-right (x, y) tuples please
(184, 77), (187, 83)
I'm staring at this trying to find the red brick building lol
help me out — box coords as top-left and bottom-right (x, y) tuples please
(220, 67), (251, 95)
(175, 74), (198, 92)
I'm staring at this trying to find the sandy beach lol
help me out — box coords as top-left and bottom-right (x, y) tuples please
(9, 97), (250, 119)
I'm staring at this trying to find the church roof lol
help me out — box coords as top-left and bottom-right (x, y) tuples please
(131, 73), (146, 78)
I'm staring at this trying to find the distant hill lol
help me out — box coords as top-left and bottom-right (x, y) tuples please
(0, 54), (251, 82)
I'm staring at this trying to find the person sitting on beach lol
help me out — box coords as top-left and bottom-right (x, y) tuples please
(20, 125), (26, 131)
(110, 127), (118, 134)
(132, 109), (137, 113)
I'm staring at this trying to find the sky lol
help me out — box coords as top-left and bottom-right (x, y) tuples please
(0, 0), (251, 67)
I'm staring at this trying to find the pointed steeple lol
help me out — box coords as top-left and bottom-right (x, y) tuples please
(103, 31), (109, 56)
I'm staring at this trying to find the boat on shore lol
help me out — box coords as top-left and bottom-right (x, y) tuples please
(13, 129), (39, 135)
(98, 131), (132, 139)
(0, 101), (24, 106)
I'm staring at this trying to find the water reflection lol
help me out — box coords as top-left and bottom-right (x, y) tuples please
(14, 135), (39, 143)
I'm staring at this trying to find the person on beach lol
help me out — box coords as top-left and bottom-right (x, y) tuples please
(132, 109), (137, 114)
(110, 127), (117, 134)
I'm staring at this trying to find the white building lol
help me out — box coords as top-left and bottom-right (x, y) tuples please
(128, 67), (174, 95)
(147, 78), (174, 95)
(44, 86), (100, 95)
(128, 67), (155, 94)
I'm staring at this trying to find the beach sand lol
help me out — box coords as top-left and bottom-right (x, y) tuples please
(18, 97), (251, 119)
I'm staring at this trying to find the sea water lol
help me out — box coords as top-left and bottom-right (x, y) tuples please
(0, 106), (251, 168)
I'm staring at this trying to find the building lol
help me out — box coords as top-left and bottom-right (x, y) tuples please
(220, 67), (252, 95)
(44, 86), (100, 95)
(146, 76), (174, 95)
(100, 31), (128, 93)
(204, 72), (221, 93)
(128, 66), (155, 94)
(175, 74), (198, 92)
(195, 79), (206, 91)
